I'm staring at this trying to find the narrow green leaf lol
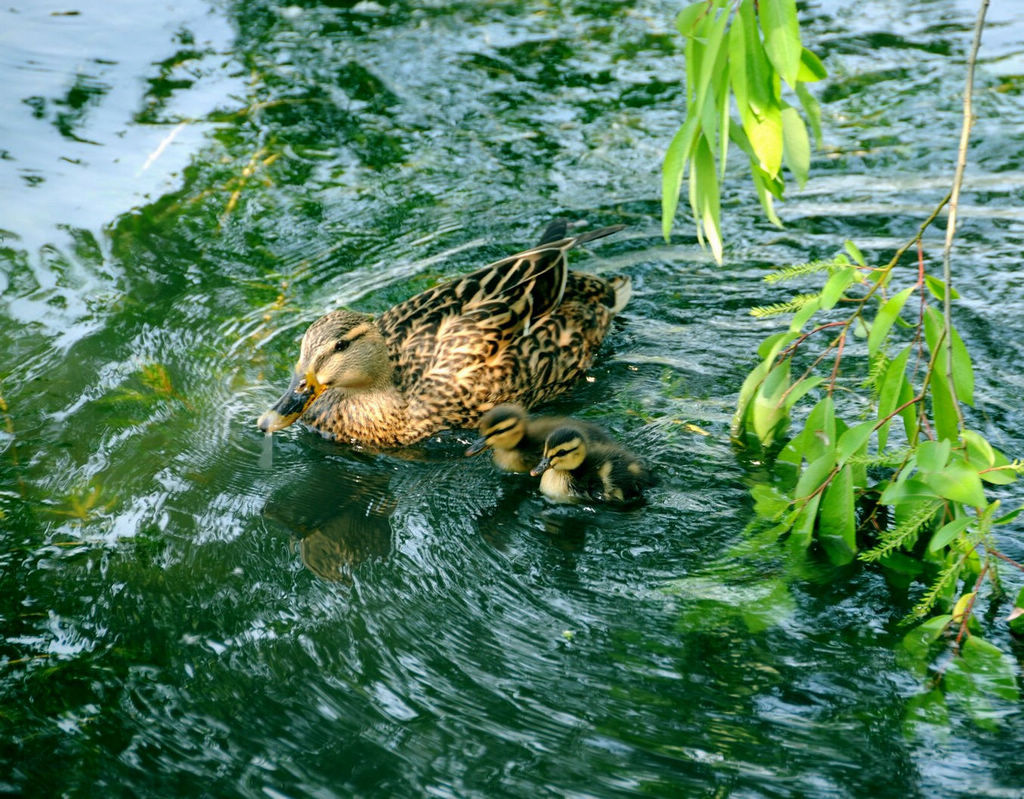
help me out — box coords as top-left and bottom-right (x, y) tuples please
(897, 373), (919, 445)
(795, 83), (823, 148)
(980, 467), (1018, 486)
(751, 165), (783, 227)
(788, 295), (820, 332)
(733, 357), (772, 438)
(950, 323), (975, 406)
(759, 0), (802, 88)
(819, 266), (856, 310)
(924, 274), (960, 301)
(746, 102), (784, 178)
(844, 240), (866, 267)
(676, 1), (710, 36)
(661, 116), (698, 240)
(867, 285), (915, 357)
(727, 10), (749, 115)
(790, 395), (836, 462)
(797, 47), (827, 82)
(916, 439), (951, 473)
(739, 0), (775, 111)
(923, 459), (987, 507)
(752, 357), (790, 443)
(718, 54), (731, 178)
(961, 429), (995, 467)
(927, 517), (972, 552)
(782, 376), (824, 412)
(790, 491), (820, 551)
(996, 505), (1024, 525)
(836, 420), (875, 466)
(693, 134), (723, 264)
(880, 477), (939, 505)
(819, 464), (857, 564)
(929, 365), (960, 442)
(756, 330), (798, 359)
(876, 347), (909, 454)
(795, 450), (836, 501)
(781, 104), (810, 187)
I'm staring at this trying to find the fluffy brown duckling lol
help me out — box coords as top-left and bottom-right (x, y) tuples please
(529, 425), (656, 506)
(465, 403), (611, 473)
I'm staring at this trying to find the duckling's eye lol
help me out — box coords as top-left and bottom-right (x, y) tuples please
(334, 339), (350, 353)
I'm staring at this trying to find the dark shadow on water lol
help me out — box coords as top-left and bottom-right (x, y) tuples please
(262, 450), (397, 581)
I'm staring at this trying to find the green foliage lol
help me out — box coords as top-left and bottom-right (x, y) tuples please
(731, 230), (1022, 727)
(663, 0), (826, 262)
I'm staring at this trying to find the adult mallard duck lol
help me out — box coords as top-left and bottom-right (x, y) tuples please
(257, 220), (630, 447)
(529, 425), (656, 506)
(465, 403), (613, 473)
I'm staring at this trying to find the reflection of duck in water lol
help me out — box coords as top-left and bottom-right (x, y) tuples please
(262, 459), (395, 581)
(465, 403), (612, 473)
(530, 426), (656, 507)
(293, 499), (394, 582)
(258, 220), (630, 447)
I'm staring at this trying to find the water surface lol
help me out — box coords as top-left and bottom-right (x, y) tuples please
(1, 0), (1023, 796)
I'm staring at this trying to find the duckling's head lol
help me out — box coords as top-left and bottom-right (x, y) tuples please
(465, 404), (528, 456)
(530, 426), (587, 476)
(258, 310), (392, 433)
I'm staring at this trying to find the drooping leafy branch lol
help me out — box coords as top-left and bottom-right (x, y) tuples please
(662, 0), (825, 262)
(665, 0), (1023, 725)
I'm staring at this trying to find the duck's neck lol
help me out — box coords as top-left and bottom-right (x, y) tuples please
(302, 386), (435, 447)
(539, 468), (580, 502)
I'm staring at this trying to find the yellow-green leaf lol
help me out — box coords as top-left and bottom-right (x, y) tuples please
(867, 285), (915, 357)
(923, 460), (986, 507)
(928, 517), (972, 552)
(797, 47), (827, 82)
(759, 0), (802, 88)
(781, 104), (810, 187)
(795, 82), (823, 148)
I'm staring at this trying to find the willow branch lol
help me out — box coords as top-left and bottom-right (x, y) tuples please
(941, 0), (989, 429)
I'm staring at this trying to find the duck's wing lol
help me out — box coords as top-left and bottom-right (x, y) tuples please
(380, 225), (623, 383)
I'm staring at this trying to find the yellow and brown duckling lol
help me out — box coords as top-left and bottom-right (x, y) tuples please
(257, 220), (630, 448)
(529, 425), (656, 506)
(465, 403), (612, 473)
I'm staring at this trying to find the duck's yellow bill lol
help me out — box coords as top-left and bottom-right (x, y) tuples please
(258, 373), (320, 433)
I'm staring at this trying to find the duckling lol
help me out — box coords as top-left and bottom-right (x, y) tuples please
(257, 221), (630, 447)
(464, 403), (612, 473)
(529, 425), (655, 506)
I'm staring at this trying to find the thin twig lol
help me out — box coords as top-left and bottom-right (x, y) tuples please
(941, 0), (989, 430)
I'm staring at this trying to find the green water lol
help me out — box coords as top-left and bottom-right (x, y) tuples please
(2, 0), (1023, 795)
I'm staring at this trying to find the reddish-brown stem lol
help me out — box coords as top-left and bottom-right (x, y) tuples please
(779, 320), (848, 361)
(988, 547), (1024, 572)
(827, 329), (847, 395)
(953, 564), (989, 654)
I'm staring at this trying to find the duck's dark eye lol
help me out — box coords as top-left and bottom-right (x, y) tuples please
(334, 339), (350, 353)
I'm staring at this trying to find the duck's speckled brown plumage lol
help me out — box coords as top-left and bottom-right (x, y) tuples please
(258, 221), (630, 447)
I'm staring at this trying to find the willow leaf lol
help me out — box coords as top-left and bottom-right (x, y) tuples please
(868, 285), (915, 357)
(759, 0), (802, 88)
(781, 104), (810, 187)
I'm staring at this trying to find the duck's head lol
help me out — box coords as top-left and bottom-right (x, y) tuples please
(465, 404), (529, 456)
(530, 426), (587, 476)
(258, 310), (391, 433)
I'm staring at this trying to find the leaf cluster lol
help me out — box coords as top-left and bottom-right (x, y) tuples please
(733, 238), (1023, 724)
(663, 0), (826, 262)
